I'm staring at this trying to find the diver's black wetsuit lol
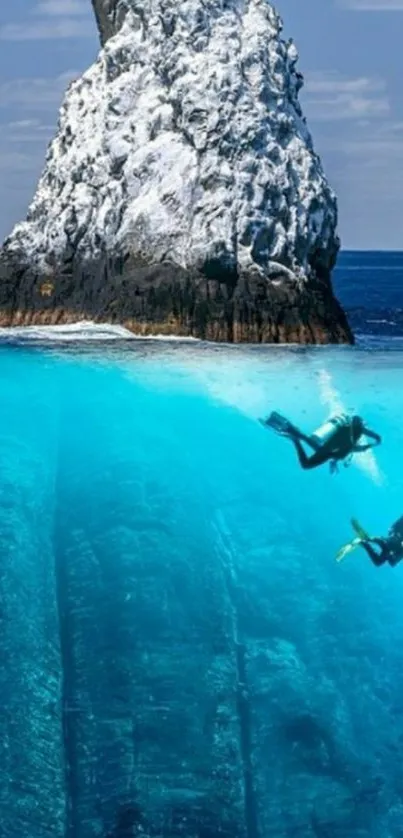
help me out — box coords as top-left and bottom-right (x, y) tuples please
(287, 420), (381, 471)
(261, 411), (381, 472)
(361, 517), (403, 567)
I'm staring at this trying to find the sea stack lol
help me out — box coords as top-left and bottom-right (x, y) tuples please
(0, 0), (353, 343)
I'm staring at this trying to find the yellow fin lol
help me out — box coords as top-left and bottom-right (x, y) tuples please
(336, 537), (362, 563)
(351, 518), (370, 540)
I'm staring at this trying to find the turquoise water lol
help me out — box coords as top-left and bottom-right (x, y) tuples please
(2, 338), (403, 837)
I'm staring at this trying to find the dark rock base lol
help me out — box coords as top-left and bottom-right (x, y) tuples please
(0, 252), (354, 344)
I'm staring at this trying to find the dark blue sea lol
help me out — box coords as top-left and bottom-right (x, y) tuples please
(334, 249), (403, 344)
(1, 250), (403, 838)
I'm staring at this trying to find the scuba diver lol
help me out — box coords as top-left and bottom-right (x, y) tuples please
(337, 517), (403, 567)
(259, 411), (381, 473)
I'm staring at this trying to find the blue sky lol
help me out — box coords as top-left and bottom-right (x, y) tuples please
(0, 0), (402, 250)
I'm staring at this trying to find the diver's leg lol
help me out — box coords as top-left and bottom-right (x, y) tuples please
(260, 413), (321, 452)
(295, 432), (321, 451)
(275, 425), (321, 451)
(290, 439), (329, 470)
(360, 541), (386, 567)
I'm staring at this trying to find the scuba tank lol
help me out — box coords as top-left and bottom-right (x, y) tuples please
(310, 413), (351, 447)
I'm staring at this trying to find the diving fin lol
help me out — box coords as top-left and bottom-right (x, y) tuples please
(259, 411), (299, 438)
(351, 518), (370, 541)
(336, 518), (372, 562)
(335, 537), (363, 563)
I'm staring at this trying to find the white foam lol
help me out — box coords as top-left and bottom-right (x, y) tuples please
(0, 322), (200, 343)
(0, 322), (134, 342)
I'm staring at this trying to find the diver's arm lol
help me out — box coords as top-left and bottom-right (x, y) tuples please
(353, 442), (376, 452)
(362, 427), (382, 445)
(353, 428), (381, 452)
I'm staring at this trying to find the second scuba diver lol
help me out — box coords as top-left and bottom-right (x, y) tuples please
(260, 411), (381, 473)
(337, 517), (403, 567)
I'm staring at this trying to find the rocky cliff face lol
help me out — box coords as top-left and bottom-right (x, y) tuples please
(0, 368), (66, 837)
(0, 0), (352, 343)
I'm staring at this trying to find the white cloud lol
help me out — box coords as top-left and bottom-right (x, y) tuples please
(331, 121), (403, 161)
(0, 72), (80, 181)
(34, 0), (89, 15)
(0, 118), (56, 144)
(339, 0), (403, 9)
(302, 71), (389, 120)
(0, 77), (68, 240)
(332, 139), (403, 161)
(0, 67), (87, 239)
(0, 19), (94, 40)
(0, 71), (79, 109)
(310, 116), (403, 248)
(317, 118), (403, 152)
(0, 0), (95, 41)
(0, 150), (44, 173)
(300, 72), (403, 242)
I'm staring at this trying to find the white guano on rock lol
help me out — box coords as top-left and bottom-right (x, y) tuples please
(4, 0), (338, 288)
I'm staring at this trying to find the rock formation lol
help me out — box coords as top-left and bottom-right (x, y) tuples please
(0, 0), (352, 343)
(0, 362), (249, 838)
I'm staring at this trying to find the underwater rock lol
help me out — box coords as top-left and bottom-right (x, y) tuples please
(0, 0), (352, 344)
(54, 377), (248, 836)
(0, 376), (65, 837)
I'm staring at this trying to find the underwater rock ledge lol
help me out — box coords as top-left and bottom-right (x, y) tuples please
(0, 0), (353, 344)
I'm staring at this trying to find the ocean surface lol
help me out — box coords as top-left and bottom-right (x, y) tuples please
(334, 249), (403, 344)
(1, 251), (403, 838)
